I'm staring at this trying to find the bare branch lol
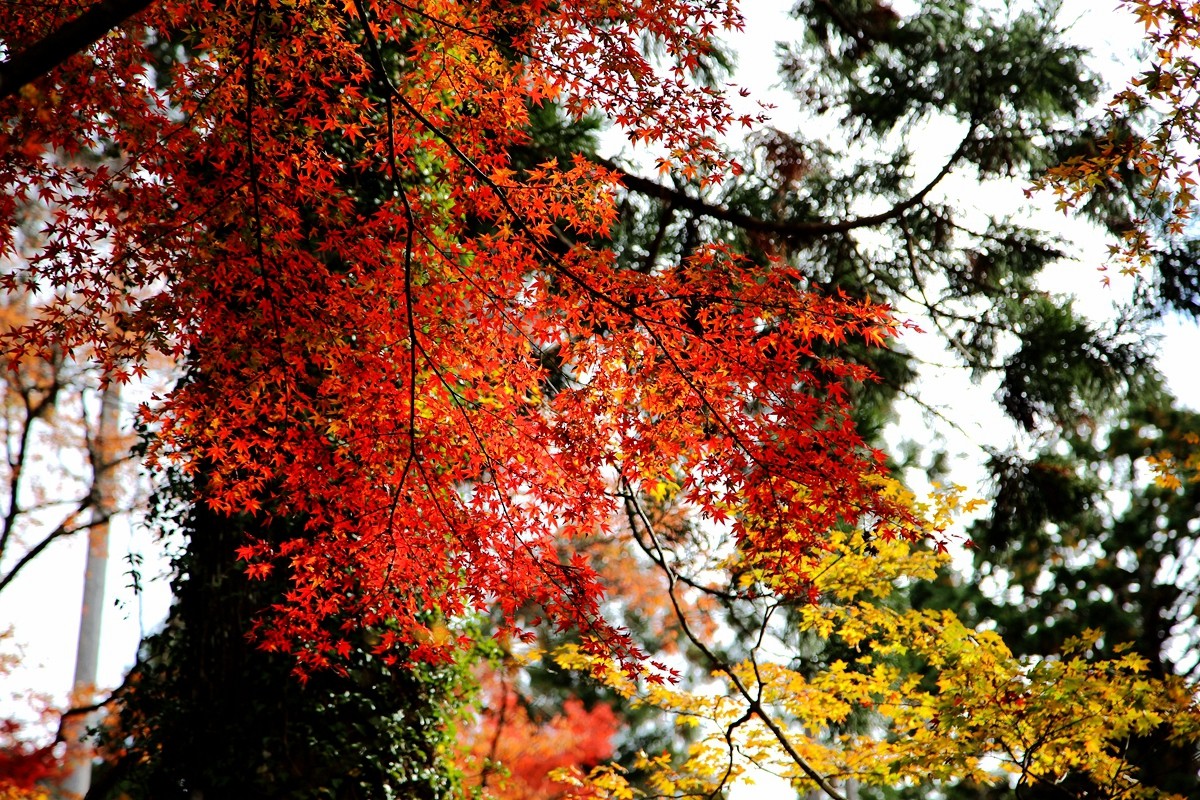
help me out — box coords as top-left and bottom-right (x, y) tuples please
(0, 501), (100, 594)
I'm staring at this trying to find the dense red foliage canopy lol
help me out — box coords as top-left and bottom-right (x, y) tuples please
(0, 0), (908, 674)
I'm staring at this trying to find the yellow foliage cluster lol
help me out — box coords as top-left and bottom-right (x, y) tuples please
(548, 526), (1200, 800)
(1147, 431), (1200, 490)
(0, 789), (49, 800)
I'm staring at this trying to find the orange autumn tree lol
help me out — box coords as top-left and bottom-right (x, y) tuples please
(1035, 0), (1200, 274)
(1, 0), (904, 677)
(457, 526), (699, 800)
(460, 667), (620, 800)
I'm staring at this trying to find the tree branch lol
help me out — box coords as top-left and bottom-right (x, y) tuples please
(0, 0), (156, 101)
(56, 667), (135, 741)
(596, 122), (977, 242)
(621, 487), (850, 800)
(0, 501), (100, 595)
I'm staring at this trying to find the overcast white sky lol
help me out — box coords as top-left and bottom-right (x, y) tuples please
(2, 2), (1198, 789)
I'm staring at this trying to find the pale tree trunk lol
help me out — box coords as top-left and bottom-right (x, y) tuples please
(62, 382), (122, 799)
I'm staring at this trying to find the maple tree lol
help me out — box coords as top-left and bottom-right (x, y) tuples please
(4, 0), (1200, 798)
(2, 0), (908, 678)
(458, 667), (619, 800)
(0, 629), (59, 800)
(3, 0), (908, 796)
(1034, 0), (1200, 278)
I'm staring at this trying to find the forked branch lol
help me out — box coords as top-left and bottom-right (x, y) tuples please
(621, 487), (850, 800)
